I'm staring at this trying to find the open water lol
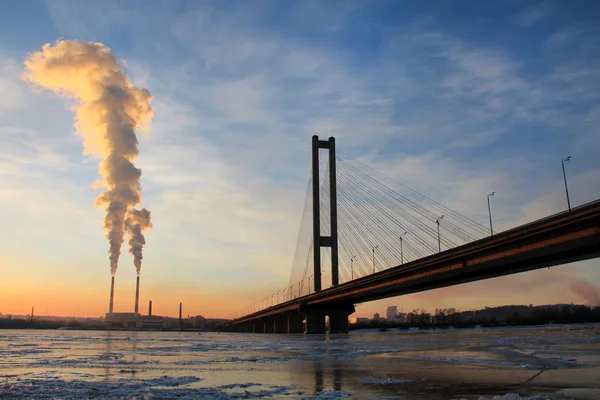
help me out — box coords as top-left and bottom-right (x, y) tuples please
(1, 324), (599, 399)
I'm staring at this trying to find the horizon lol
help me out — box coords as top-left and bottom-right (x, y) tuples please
(3, 299), (598, 322)
(1, 1), (600, 319)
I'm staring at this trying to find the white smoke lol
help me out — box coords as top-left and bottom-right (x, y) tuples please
(23, 40), (153, 276)
(125, 208), (152, 276)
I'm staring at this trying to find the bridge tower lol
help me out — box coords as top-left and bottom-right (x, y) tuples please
(312, 135), (339, 292)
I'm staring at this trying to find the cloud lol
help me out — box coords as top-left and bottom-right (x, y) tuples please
(544, 27), (583, 48)
(513, 0), (555, 27)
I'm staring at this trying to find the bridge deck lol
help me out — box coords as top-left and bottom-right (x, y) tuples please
(226, 200), (600, 327)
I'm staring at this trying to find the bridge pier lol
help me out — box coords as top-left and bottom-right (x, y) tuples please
(301, 306), (326, 334)
(272, 315), (287, 333)
(264, 318), (274, 334)
(328, 306), (355, 334)
(252, 320), (263, 334)
(305, 313), (326, 334)
(284, 311), (305, 334)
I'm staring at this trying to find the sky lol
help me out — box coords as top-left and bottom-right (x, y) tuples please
(1, 0), (599, 319)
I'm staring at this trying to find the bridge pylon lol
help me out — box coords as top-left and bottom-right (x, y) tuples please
(312, 135), (339, 292)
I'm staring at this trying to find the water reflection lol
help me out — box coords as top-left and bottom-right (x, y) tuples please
(131, 331), (138, 379)
(311, 359), (344, 394)
(104, 331), (112, 381)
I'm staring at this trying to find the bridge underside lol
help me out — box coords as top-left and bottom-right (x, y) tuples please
(223, 201), (600, 334)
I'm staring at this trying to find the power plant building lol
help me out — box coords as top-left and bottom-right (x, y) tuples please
(105, 312), (165, 329)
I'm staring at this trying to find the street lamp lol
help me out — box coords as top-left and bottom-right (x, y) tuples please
(562, 156), (571, 211)
(308, 275), (313, 293)
(399, 231), (407, 264)
(436, 216), (444, 252)
(372, 245), (379, 273)
(350, 255), (356, 280)
(283, 288), (286, 302)
(487, 192), (495, 236)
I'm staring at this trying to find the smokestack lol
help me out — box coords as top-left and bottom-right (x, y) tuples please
(31, 307), (34, 324)
(134, 276), (140, 315)
(109, 276), (115, 315)
(148, 300), (152, 316)
(179, 302), (183, 331)
(23, 40), (154, 282)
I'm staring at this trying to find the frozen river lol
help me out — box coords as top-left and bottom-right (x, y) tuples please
(1, 324), (599, 399)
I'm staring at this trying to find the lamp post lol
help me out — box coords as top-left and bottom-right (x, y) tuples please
(372, 245), (379, 273)
(350, 255), (356, 280)
(436, 216), (444, 253)
(308, 275), (313, 293)
(562, 156), (571, 211)
(399, 231), (407, 264)
(487, 192), (495, 235)
(283, 288), (286, 302)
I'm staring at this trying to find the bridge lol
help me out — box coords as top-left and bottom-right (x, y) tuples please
(223, 136), (600, 334)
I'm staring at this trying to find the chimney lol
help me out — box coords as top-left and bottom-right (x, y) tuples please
(148, 300), (152, 316)
(108, 276), (115, 315)
(134, 276), (140, 315)
(179, 302), (183, 331)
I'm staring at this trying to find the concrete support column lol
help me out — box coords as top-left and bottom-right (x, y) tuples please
(272, 316), (287, 333)
(305, 313), (326, 334)
(328, 306), (355, 334)
(284, 312), (305, 333)
(264, 318), (274, 333)
(300, 306), (326, 334)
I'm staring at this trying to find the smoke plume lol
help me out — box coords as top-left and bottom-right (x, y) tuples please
(125, 208), (152, 275)
(23, 40), (153, 276)
(570, 279), (600, 305)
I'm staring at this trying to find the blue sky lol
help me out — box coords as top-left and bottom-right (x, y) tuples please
(1, 0), (599, 318)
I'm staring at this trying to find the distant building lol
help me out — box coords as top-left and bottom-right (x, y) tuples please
(204, 318), (230, 329)
(373, 313), (380, 320)
(386, 306), (398, 321)
(105, 312), (166, 329)
(83, 318), (112, 328)
(396, 312), (406, 323)
(106, 312), (138, 328)
(191, 315), (206, 329)
(350, 317), (369, 324)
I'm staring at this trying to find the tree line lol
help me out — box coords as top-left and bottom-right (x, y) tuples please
(351, 303), (600, 330)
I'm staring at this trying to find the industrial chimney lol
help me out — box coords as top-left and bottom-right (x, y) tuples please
(179, 302), (183, 331)
(108, 276), (115, 314)
(134, 276), (140, 315)
(148, 300), (152, 316)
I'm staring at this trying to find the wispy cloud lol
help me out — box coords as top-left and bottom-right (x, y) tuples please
(513, 0), (555, 27)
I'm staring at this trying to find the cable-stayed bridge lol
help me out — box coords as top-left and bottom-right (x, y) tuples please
(223, 136), (600, 334)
